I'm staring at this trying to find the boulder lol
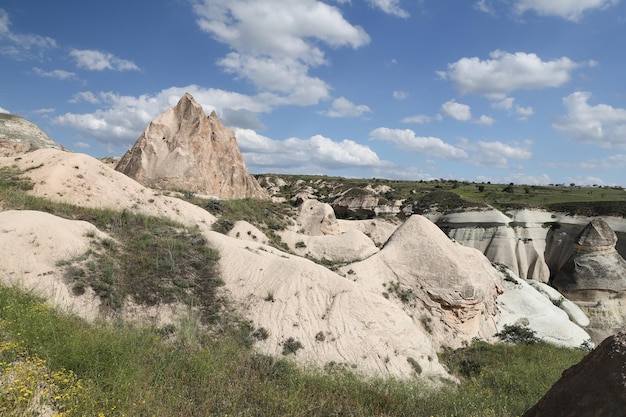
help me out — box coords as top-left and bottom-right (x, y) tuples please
(0, 113), (65, 156)
(523, 331), (626, 417)
(115, 93), (267, 200)
(296, 199), (341, 236)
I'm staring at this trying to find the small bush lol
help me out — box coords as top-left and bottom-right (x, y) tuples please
(406, 357), (422, 374)
(282, 337), (303, 355)
(495, 324), (541, 345)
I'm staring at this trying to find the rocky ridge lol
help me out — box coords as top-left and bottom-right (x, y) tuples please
(0, 113), (65, 156)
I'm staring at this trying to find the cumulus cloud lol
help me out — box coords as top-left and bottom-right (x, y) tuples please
(461, 139), (532, 168)
(33, 67), (77, 80)
(393, 90), (409, 100)
(474, 115), (495, 126)
(321, 97), (371, 117)
(192, 0), (369, 106)
(0, 106), (9, 114)
(369, 127), (468, 159)
(401, 114), (441, 124)
(491, 97), (534, 121)
(367, 0), (409, 17)
(235, 128), (386, 171)
(438, 50), (587, 99)
(553, 91), (626, 148)
(70, 49), (139, 71)
(441, 100), (472, 121)
(513, 0), (619, 21)
(53, 85), (275, 150)
(0, 9), (56, 59)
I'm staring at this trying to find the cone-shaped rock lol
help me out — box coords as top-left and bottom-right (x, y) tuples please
(553, 218), (626, 294)
(115, 93), (268, 199)
(0, 113), (66, 157)
(523, 331), (626, 417)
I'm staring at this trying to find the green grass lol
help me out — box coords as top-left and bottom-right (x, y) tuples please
(259, 174), (626, 215)
(0, 165), (224, 322)
(0, 285), (586, 417)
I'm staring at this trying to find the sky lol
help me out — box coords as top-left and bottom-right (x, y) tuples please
(2, 0), (626, 186)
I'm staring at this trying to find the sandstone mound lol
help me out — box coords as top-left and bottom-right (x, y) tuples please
(296, 199), (340, 235)
(553, 218), (626, 294)
(115, 93), (267, 200)
(210, 230), (449, 379)
(0, 113), (65, 156)
(1, 148), (217, 228)
(0, 210), (103, 320)
(341, 215), (503, 348)
(523, 331), (626, 417)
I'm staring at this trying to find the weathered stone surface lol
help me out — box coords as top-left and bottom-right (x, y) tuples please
(115, 93), (267, 200)
(523, 331), (626, 417)
(553, 218), (626, 294)
(296, 199), (341, 236)
(341, 215), (503, 349)
(0, 113), (65, 156)
(497, 275), (591, 348)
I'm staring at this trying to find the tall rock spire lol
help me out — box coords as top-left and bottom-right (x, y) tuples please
(115, 93), (268, 200)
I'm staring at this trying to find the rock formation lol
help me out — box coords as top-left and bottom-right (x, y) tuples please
(296, 199), (341, 236)
(523, 331), (626, 417)
(552, 218), (626, 342)
(0, 113), (65, 156)
(341, 215), (503, 348)
(115, 93), (267, 200)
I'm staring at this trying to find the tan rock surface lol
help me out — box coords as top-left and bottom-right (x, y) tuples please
(0, 113), (65, 157)
(116, 93), (267, 200)
(341, 215), (503, 349)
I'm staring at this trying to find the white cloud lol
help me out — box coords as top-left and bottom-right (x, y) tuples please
(367, 0), (409, 17)
(235, 128), (386, 171)
(553, 91), (626, 148)
(474, 115), (495, 126)
(192, 0), (369, 106)
(70, 91), (100, 104)
(513, 0), (619, 21)
(70, 49), (139, 71)
(321, 97), (371, 118)
(33, 67), (77, 80)
(477, 173), (551, 185)
(491, 97), (534, 121)
(393, 90), (409, 100)
(441, 100), (472, 121)
(474, 0), (494, 14)
(468, 140), (532, 167)
(219, 53), (330, 105)
(369, 127), (468, 159)
(53, 85), (275, 150)
(74, 141), (91, 149)
(0, 9), (56, 59)
(438, 50), (587, 99)
(0, 106), (9, 114)
(401, 114), (441, 124)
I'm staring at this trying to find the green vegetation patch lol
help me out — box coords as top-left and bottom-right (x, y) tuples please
(0, 166), (223, 321)
(1, 284), (589, 417)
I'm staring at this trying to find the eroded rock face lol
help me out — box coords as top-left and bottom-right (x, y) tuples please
(523, 331), (626, 417)
(341, 215), (503, 349)
(296, 199), (341, 236)
(115, 93), (267, 200)
(553, 218), (626, 295)
(552, 219), (626, 342)
(0, 113), (65, 156)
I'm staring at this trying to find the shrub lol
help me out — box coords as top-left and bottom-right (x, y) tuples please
(495, 324), (541, 345)
(282, 337), (303, 355)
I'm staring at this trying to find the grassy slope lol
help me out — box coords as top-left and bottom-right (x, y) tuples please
(0, 166), (592, 416)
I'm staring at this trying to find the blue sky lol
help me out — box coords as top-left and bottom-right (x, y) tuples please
(2, 0), (626, 186)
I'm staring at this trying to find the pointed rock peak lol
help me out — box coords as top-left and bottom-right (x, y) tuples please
(115, 94), (268, 200)
(173, 93), (205, 121)
(576, 218), (617, 248)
